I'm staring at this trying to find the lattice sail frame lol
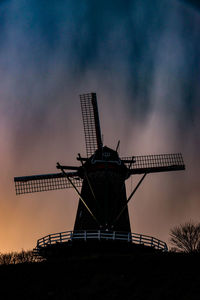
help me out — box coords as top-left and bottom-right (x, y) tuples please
(80, 93), (102, 157)
(14, 173), (82, 195)
(14, 153), (184, 195)
(122, 153), (185, 174)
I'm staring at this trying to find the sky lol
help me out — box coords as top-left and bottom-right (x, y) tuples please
(0, 0), (199, 253)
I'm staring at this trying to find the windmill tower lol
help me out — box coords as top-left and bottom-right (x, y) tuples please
(14, 93), (185, 257)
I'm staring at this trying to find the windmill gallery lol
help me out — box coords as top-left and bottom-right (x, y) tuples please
(14, 93), (185, 259)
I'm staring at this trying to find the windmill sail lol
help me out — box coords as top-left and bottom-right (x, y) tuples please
(122, 153), (185, 175)
(80, 93), (102, 157)
(14, 172), (82, 195)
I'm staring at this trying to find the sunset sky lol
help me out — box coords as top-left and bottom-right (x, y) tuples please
(0, 0), (199, 253)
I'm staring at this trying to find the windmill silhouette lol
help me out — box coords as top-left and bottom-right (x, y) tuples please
(14, 93), (185, 257)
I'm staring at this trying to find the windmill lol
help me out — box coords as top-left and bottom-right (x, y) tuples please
(14, 93), (185, 257)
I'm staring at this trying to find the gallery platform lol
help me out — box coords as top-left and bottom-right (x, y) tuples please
(34, 230), (168, 259)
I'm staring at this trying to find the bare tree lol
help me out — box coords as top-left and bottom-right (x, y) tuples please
(0, 252), (15, 265)
(170, 221), (200, 253)
(0, 250), (44, 265)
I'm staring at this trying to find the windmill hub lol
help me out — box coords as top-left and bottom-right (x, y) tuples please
(14, 92), (185, 259)
(81, 146), (128, 176)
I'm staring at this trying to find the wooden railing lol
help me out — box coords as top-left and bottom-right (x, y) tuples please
(36, 230), (168, 251)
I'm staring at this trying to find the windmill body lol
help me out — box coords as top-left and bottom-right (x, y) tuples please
(74, 146), (131, 232)
(14, 93), (185, 256)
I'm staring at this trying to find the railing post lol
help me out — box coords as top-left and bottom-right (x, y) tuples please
(84, 230), (87, 241)
(49, 235), (51, 245)
(151, 237), (154, 247)
(128, 232), (131, 242)
(60, 233), (62, 243)
(98, 230), (101, 240)
(157, 240), (160, 250)
(113, 231), (116, 241)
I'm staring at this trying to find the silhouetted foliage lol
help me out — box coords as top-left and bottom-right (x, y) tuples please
(170, 221), (200, 253)
(0, 250), (44, 265)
